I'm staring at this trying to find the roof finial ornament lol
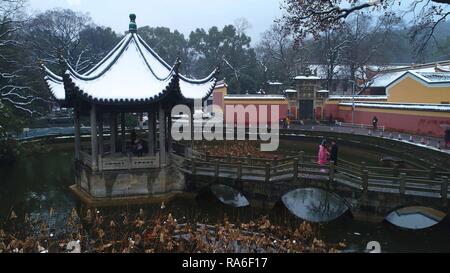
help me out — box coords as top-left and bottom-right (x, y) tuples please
(129, 14), (137, 33)
(173, 57), (182, 73)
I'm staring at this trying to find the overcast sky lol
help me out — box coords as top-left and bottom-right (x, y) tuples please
(27, 0), (284, 44)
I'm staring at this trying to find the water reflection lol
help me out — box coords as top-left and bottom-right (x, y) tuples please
(210, 185), (250, 208)
(386, 206), (446, 230)
(282, 188), (349, 223)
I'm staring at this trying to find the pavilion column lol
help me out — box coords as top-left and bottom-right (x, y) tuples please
(190, 106), (195, 150)
(148, 111), (156, 156)
(159, 104), (166, 166)
(98, 113), (104, 171)
(74, 109), (81, 161)
(121, 113), (126, 153)
(90, 104), (98, 171)
(167, 109), (173, 153)
(110, 113), (117, 154)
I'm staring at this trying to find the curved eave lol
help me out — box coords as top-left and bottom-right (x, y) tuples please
(178, 77), (218, 103)
(42, 65), (66, 103)
(62, 72), (178, 106)
(178, 67), (220, 84)
(43, 77), (66, 104)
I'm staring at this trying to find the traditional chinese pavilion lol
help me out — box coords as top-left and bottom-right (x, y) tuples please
(43, 14), (219, 201)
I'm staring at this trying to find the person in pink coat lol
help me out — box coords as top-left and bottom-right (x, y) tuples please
(318, 139), (330, 166)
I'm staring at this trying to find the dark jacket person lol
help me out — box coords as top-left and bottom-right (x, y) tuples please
(330, 140), (339, 165)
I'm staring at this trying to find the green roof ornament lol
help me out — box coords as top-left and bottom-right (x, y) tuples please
(129, 14), (137, 33)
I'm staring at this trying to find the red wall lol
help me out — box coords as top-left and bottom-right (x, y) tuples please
(213, 91), (224, 109)
(211, 88), (289, 127)
(290, 106), (297, 119)
(324, 104), (450, 137)
(224, 103), (288, 127)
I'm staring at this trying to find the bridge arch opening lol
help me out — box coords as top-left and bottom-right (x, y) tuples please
(385, 206), (447, 230)
(278, 187), (352, 223)
(196, 184), (250, 208)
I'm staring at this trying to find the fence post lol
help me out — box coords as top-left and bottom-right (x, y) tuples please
(293, 158), (299, 181)
(265, 162), (271, 183)
(429, 165), (437, 180)
(227, 154), (232, 164)
(399, 173), (406, 196)
(329, 162), (336, 183)
(362, 170), (369, 194)
(214, 160), (219, 179)
(247, 153), (252, 166)
(273, 156), (278, 174)
(393, 163), (400, 177)
(441, 176), (448, 205)
(192, 158), (196, 177)
(205, 151), (210, 162)
(360, 162), (366, 175)
(237, 164), (242, 180)
(299, 151), (304, 163)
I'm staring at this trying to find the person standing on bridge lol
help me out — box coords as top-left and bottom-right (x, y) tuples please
(318, 139), (330, 168)
(330, 140), (339, 167)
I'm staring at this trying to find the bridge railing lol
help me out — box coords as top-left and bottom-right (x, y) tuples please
(181, 150), (449, 201)
(335, 121), (386, 131)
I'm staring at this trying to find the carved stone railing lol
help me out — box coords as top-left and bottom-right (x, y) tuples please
(79, 151), (160, 171)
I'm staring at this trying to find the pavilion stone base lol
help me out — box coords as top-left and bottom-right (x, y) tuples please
(74, 161), (185, 199)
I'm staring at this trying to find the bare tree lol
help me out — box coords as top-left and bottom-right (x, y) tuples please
(234, 17), (252, 37)
(340, 13), (400, 87)
(25, 8), (95, 72)
(257, 23), (306, 83)
(0, 0), (49, 116)
(280, 0), (450, 57)
(313, 28), (350, 91)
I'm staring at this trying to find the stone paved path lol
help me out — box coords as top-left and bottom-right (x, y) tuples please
(288, 122), (450, 154)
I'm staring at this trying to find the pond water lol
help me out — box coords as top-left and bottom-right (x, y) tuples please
(210, 184), (250, 208)
(1, 142), (450, 253)
(385, 206), (446, 230)
(281, 188), (349, 223)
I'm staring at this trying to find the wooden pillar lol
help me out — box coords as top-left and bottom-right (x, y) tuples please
(148, 111), (156, 156)
(429, 165), (437, 179)
(98, 113), (104, 171)
(265, 162), (271, 183)
(399, 173), (406, 196)
(110, 113), (117, 154)
(159, 104), (166, 166)
(98, 113), (104, 157)
(293, 158), (299, 181)
(121, 113), (126, 153)
(362, 170), (369, 194)
(329, 161), (336, 183)
(214, 160), (219, 180)
(90, 104), (98, 171)
(190, 106), (194, 150)
(167, 109), (173, 153)
(74, 109), (81, 161)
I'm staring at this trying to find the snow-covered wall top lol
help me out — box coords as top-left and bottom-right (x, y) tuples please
(340, 102), (450, 112)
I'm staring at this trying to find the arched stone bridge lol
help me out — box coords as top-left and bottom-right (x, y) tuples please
(173, 152), (450, 222)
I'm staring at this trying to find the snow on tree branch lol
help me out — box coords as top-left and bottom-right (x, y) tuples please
(280, 0), (450, 57)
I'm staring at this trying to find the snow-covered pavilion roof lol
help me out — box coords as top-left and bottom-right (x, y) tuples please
(43, 15), (219, 106)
